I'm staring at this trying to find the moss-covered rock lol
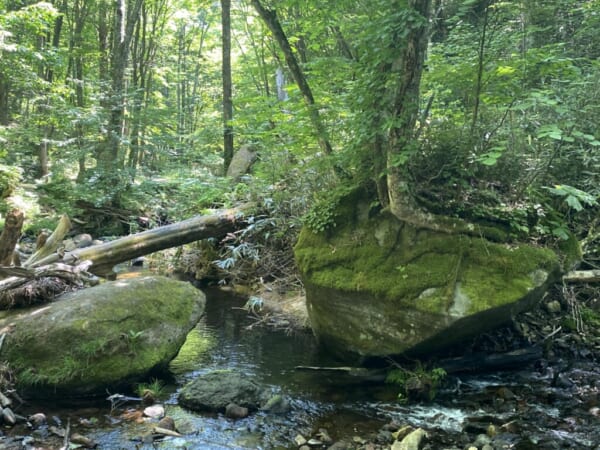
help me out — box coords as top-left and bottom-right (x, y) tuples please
(179, 371), (267, 413)
(0, 276), (205, 397)
(294, 192), (561, 360)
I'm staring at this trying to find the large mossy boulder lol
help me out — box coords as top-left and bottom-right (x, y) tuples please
(0, 276), (205, 397)
(294, 191), (562, 360)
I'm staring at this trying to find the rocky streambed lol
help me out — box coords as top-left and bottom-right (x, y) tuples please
(0, 288), (598, 449)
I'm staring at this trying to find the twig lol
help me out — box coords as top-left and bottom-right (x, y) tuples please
(62, 417), (70, 450)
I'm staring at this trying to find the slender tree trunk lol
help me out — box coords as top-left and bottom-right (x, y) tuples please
(222, 0), (234, 173)
(71, 0), (89, 182)
(36, 0), (66, 179)
(250, 0), (333, 156)
(97, 0), (143, 174)
(472, 4), (489, 133)
(0, 76), (9, 125)
(386, 0), (432, 223)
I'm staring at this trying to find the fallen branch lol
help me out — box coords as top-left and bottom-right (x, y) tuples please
(23, 215), (72, 267)
(0, 261), (97, 309)
(563, 270), (600, 283)
(437, 345), (543, 374)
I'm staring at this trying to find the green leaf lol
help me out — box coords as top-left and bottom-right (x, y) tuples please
(565, 195), (583, 212)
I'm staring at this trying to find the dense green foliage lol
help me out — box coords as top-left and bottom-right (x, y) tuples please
(0, 0), (597, 263)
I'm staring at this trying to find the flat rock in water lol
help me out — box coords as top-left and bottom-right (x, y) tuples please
(179, 371), (266, 413)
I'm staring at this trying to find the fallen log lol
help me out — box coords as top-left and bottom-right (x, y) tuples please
(437, 345), (543, 374)
(30, 204), (253, 276)
(563, 270), (600, 283)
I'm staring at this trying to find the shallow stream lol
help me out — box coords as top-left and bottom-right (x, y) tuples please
(9, 289), (600, 449)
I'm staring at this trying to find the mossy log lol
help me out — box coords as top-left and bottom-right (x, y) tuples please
(30, 204), (253, 276)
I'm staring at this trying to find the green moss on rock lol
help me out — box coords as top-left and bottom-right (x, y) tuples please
(0, 276), (205, 397)
(295, 192), (561, 359)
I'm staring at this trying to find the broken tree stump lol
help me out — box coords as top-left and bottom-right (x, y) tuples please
(0, 209), (24, 267)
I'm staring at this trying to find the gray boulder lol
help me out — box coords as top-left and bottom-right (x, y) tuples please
(0, 276), (205, 397)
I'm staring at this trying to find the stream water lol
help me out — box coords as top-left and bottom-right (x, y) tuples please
(9, 289), (600, 449)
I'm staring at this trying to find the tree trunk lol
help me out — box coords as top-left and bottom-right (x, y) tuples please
(0, 209), (24, 266)
(96, 0), (143, 172)
(222, 0), (234, 174)
(250, 0), (333, 156)
(386, 0), (433, 223)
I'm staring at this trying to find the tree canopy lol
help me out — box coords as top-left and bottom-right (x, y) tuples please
(0, 0), (597, 261)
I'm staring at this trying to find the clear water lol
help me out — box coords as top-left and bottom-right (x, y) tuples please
(12, 289), (600, 449)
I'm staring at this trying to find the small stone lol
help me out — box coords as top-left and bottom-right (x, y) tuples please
(141, 389), (156, 405)
(487, 423), (497, 437)
(316, 428), (333, 444)
(0, 391), (12, 407)
(261, 394), (290, 413)
(545, 300), (562, 313)
(482, 444), (494, 450)
(391, 428), (427, 450)
(141, 432), (154, 444)
(327, 442), (351, 450)
(225, 403), (249, 419)
(392, 425), (413, 441)
(143, 404), (165, 419)
(74, 233), (94, 248)
(32, 427), (50, 440)
(2, 407), (16, 425)
(28, 412), (47, 427)
(157, 416), (176, 431)
(496, 386), (516, 399)
(70, 433), (98, 448)
(352, 436), (366, 444)
(474, 433), (492, 446)
(308, 438), (323, 446)
(294, 434), (308, 446)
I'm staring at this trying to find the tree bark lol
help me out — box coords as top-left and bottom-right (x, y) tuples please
(0, 209), (24, 266)
(386, 0), (433, 223)
(222, 0), (234, 174)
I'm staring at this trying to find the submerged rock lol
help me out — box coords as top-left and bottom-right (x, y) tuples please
(0, 276), (205, 397)
(294, 189), (562, 360)
(179, 371), (266, 413)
